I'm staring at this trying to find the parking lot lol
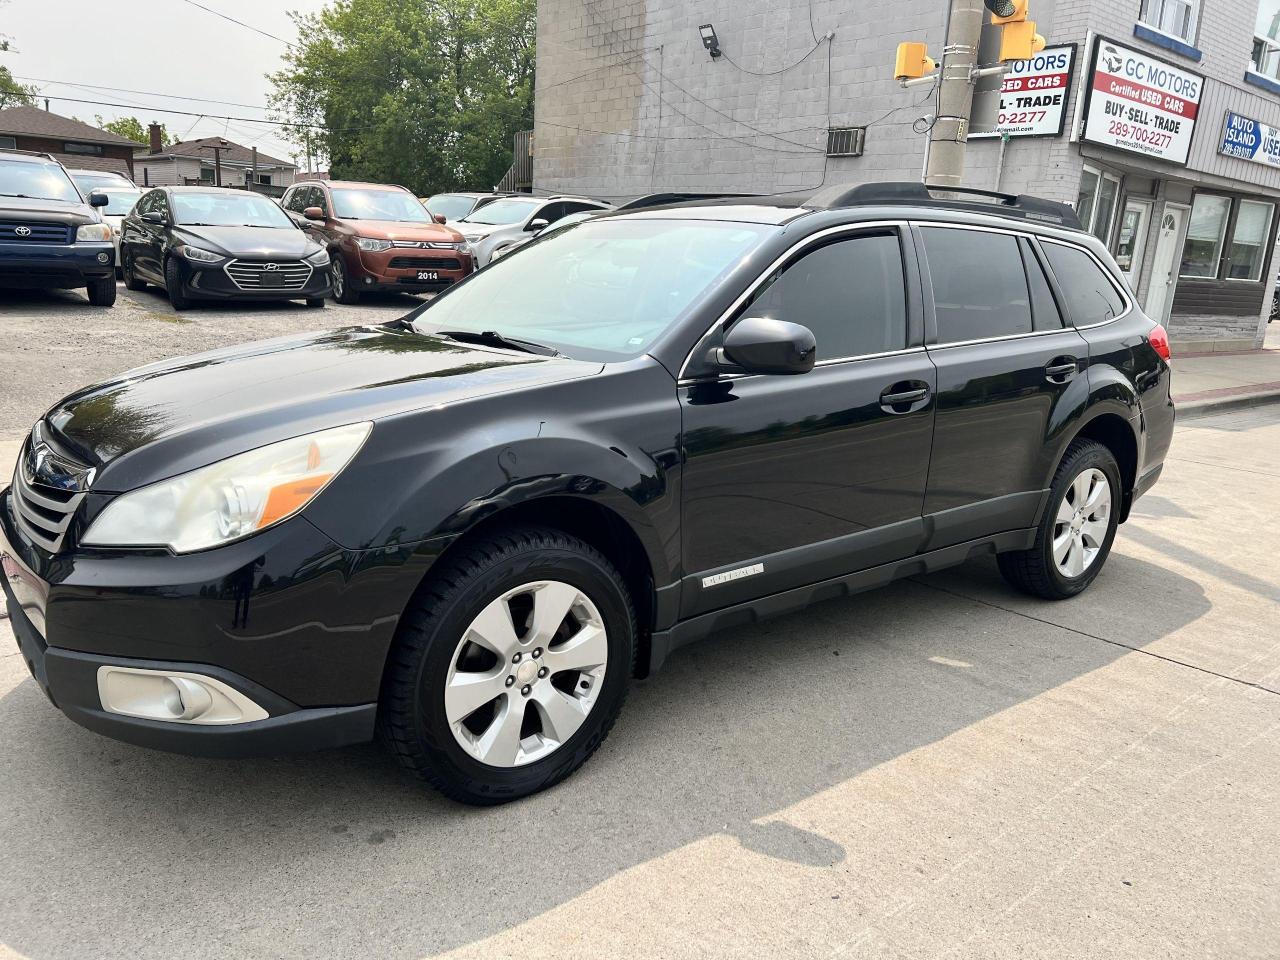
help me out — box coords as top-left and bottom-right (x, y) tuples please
(0, 282), (1277, 958)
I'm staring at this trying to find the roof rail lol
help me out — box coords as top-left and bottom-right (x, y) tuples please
(808, 181), (1082, 230)
(0, 147), (59, 163)
(616, 192), (757, 211)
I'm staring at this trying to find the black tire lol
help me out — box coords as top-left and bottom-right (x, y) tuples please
(998, 439), (1121, 600)
(330, 256), (360, 304)
(378, 525), (635, 805)
(122, 252), (146, 291)
(164, 257), (191, 311)
(86, 275), (116, 307)
(305, 297), (325, 309)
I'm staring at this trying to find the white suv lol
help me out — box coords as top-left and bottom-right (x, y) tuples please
(456, 195), (611, 265)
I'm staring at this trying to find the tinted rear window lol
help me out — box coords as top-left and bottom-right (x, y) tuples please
(922, 228), (1032, 343)
(1041, 242), (1127, 326)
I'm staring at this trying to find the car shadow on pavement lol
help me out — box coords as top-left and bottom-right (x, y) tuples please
(0, 552), (1210, 960)
(0, 288), (97, 312)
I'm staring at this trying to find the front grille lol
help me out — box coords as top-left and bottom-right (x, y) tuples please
(223, 259), (313, 291)
(387, 256), (462, 270)
(0, 221), (72, 243)
(11, 456), (84, 554)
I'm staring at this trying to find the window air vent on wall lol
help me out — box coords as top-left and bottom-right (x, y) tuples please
(826, 127), (866, 158)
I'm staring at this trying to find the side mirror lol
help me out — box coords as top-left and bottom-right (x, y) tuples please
(526, 218), (549, 233)
(303, 206), (325, 221)
(140, 211), (165, 225)
(88, 191), (109, 208)
(433, 213), (447, 224)
(719, 317), (816, 376)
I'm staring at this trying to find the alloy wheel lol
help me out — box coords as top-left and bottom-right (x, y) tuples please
(444, 580), (608, 768)
(1052, 467), (1111, 578)
(332, 259), (345, 299)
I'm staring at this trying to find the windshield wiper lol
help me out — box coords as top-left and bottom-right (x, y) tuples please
(0, 192), (68, 201)
(436, 329), (562, 357)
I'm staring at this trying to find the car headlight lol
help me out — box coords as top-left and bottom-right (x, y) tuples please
(462, 234), (484, 244)
(457, 241), (472, 256)
(82, 423), (372, 553)
(175, 244), (224, 263)
(76, 223), (112, 242)
(306, 247), (331, 266)
(355, 238), (392, 252)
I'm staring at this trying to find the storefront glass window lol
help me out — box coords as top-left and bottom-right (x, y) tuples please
(1076, 169), (1098, 230)
(1227, 200), (1274, 280)
(1252, 1), (1280, 80)
(1140, 0), (1200, 42)
(1180, 195), (1231, 278)
(1075, 166), (1120, 243)
(1093, 177), (1119, 244)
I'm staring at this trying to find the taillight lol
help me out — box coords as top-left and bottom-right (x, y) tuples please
(1149, 323), (1171, 362)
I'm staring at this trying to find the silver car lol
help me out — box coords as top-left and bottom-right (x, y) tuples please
(92, 186), (144, 277)
(456, 195), (611, 266)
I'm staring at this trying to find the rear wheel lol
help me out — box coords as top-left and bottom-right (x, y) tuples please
(164, 257), (191, 311)
(86, 275), (116, 307)
(330, 256), (360, 304)
(998, 439), (1120, 600)
(378, 526), (634, 805)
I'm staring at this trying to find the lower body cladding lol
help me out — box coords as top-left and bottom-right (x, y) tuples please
(1, 493), (439, 758)
(0, 242), (114, 290)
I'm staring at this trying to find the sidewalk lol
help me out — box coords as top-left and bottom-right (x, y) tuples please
(1174, 322), (1280, 418)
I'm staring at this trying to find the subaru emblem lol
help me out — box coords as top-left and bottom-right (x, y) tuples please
(14, 225), (31, 237)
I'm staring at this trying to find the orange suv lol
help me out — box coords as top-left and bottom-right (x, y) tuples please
(282, 180), (474, 303)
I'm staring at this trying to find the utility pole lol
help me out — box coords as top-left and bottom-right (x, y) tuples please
(251, 146), (258, 192)
(200, 139), (229, 187)
(894, 0), (1044, 188)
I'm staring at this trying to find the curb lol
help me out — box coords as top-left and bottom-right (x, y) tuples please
(1177, 389), (1280, 420)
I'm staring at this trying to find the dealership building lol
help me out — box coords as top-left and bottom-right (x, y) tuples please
(535, 0), (1280, 350)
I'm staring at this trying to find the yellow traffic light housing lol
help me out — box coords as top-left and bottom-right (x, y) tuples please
(895, 42), (937, 81)
(989, 0), (1029, 24)
(999, 19), (1046, 61)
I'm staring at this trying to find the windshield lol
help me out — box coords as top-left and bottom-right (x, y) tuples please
(409, 217), (772, 361)
(0, 159), (80, 203)
(97, 188), (143, 216)
(71, 172), (133, 194)
(171, 191), (295, 228)
(426, 194), (478, 221)
(461, 197), (539, 226)
(332, 188), (431, 222)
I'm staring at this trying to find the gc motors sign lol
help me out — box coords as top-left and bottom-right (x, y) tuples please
(1081, 37), (1203, 165)
(971, 44), (1076, 139)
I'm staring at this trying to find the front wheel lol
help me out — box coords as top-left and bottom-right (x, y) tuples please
(330, 256), (360, 304)
(378, 526), (634, 805)
(86, 275), (116, 306)
(305, 297), (325, 309)
(164, 257), (191, 311)
(998, 439), (1121, 600)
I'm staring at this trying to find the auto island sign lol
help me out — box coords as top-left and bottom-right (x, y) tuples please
(1081, 37), (1203, 166)
(1219, 111), (1280, 169)
(971, 44), (1076, 139)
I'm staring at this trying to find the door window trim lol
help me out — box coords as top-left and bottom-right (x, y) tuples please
(677, 220), (919, 383)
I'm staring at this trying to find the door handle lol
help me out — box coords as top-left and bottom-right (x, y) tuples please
(1045, 358), (1078, 384)
(880, 382), (930, 413)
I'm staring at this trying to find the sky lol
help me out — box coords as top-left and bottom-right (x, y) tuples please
(1, 0), (331, 165)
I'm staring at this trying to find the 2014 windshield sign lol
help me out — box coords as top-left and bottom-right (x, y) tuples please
(1081, 38), (1203, 165)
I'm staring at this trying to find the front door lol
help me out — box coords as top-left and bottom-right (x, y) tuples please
(1116, 199), (1152, 288)
(1144, 204), (1188, 323)
(679, 228), (936, 617)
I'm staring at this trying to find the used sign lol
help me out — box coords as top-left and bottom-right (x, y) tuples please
(1080, 37), (1203, 165)
(1219, 110), (1280, 169)
(971, 44), (1076, 139)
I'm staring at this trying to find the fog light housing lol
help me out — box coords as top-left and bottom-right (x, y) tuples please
(96, 666), (269, 725)
(96, 252), (110, 264)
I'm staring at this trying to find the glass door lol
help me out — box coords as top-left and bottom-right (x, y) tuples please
(1115, 200), (1152, 287)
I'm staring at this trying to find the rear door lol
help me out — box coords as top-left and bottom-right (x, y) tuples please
(915, 223), (1089, 549)
(678, 226), (937, 617)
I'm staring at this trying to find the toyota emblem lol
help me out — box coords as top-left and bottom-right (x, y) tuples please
(14, 225), (31, 237)
(264, 262), (279, 271)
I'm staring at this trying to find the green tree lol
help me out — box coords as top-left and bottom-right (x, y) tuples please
(269, 0), (534, 194)
(0, 14), (38, 110)
(93, 115), (169, 145)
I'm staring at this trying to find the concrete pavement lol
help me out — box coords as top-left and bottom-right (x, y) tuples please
(1, 403), (1277, 958)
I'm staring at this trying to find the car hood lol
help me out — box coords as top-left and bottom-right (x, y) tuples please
(172, 224), (320, 259)
(42, 325), (603, 491)
(1, 195), (99, 226)
(455, 221), (507, 239)
(342, 219), (463, 243)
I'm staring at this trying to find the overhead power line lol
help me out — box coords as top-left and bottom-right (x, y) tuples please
(176, 0), (297, 48)
(14, 76), (275, 112)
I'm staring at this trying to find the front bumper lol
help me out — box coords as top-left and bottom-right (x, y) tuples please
(0, 484), (421, 757)
(178, 259), (333, 301)
(0, 241), (114, 289)
(350, 245), (474, 292)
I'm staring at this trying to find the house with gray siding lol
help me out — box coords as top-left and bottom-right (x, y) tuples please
(535, 0), (1280, 350)
(133, 128), (298, 195)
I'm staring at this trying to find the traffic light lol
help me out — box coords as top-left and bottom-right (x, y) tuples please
(1000, 20), (1046, 60)
(985, 0), (1028, 24)
(894, 42), (937, 80)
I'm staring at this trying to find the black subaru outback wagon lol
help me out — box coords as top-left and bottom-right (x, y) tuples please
(2, 183), (1174, 804)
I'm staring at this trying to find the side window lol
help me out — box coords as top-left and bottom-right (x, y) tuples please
(536, 202), (567, 225)
(1021, 239), (1064, 331)
(311, 187), (329, 216)
(152, 191), (170, 221)
(283, 187), (304, 213)
(1042, 242), (1127, 326)
(922, 228), (1032, 343)
(744, 232), (908, 361)
(134, 191), (154, 216)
